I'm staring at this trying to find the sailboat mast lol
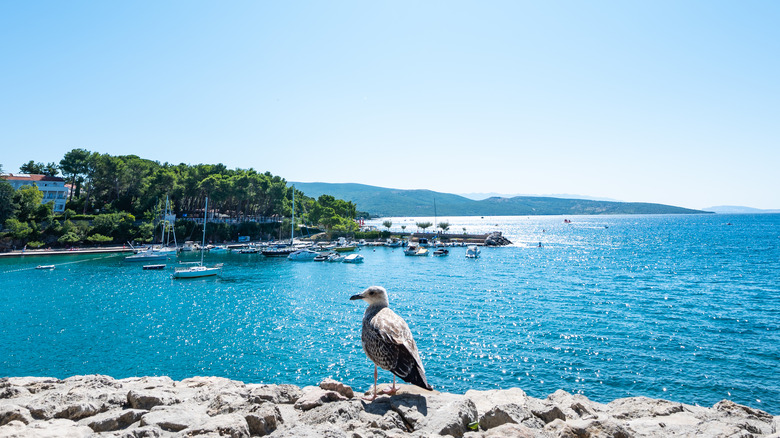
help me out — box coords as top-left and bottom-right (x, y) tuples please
(201, 196), (208, 266)
(290, 186), (295, 245)
(433, 197), (437, 231)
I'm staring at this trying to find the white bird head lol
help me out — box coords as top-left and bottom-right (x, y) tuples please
(350, 285), (389, 307)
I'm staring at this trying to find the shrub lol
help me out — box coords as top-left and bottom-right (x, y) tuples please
(86, 233), (113, 244)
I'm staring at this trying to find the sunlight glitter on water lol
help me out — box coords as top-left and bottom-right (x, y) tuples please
(1, 214), (779, 414)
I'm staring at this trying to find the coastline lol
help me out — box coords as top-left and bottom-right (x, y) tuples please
(0, 246), (133, 258)
(1, 375), (777, 437)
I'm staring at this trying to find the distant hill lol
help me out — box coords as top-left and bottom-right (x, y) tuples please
(292, 182), (711, 217)
(460, 192), (622, 202)
(704, 206), (780, 214)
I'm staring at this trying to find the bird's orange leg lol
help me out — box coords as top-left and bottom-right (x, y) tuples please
(381, 375), (398, 395)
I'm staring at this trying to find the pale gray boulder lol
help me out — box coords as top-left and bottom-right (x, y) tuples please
(181, 412), (250, 437)
(80, 408), (146, 433)
(294, 386), (348, 411)
(479, 403), (545, 430)
(243, 402), (283, 436)
(0, 404), (33, 426)
(139, 404), (207, 432)
(319, 378), (355, 399)
(247, 384), (302, 405)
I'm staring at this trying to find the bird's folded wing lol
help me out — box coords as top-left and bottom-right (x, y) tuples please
(372, 308), (420, 356)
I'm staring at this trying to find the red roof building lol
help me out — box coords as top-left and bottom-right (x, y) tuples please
(1, 173), (68, 212)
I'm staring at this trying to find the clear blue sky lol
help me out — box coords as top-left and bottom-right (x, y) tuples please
(1, 1), (778, 209)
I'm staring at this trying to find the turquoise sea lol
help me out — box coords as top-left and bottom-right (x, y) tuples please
(1, 214), (778, 414)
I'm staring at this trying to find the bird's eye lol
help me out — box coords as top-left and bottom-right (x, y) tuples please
(369, 291), (375, 295)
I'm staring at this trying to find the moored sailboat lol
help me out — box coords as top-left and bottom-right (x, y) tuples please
(172, 197), (222, 279)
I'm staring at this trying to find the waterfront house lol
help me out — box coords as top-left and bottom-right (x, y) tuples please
(1, 173), (68, 212)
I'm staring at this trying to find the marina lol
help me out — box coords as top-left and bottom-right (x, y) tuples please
(1, 214), (778, 414)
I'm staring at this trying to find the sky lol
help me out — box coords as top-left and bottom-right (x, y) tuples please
(1, 1), (778, 210)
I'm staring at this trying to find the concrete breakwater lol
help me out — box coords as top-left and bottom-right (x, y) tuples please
(0, 375), (777, 437)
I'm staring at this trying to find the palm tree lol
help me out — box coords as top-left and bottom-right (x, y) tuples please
(416, 221), (432, 233)
(382, 220), (393, 231)
(438, 221), (450, 234)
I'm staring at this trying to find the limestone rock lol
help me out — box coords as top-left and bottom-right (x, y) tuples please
(0, 404), (33, 426)
(464, 388), (529, 415)
(294, 387), (348, 411)
(301, 399), (364, 426)
(526, 398), (566, 424)
(383, 392), (478, 437)
(243, 402), (283, 436)
(139, 404), (207, 432)
(319, 378), (355, 399)
(182, 413), (250, 437)
(710, 399), (776, 436)
(545, 417), (632, 438)
(484, 232), (512, 246)
(608, 396), (685, 420)
(4, 418), (93, 437)
(3, 374), (779, 438)
(546, 389), (606, 420)
(127, 389), (180, 410)
(465, 422), (549, 438)
(479, 403), (545, 430)
(80, 408), (146, 432)
(247, 384), (303, 405)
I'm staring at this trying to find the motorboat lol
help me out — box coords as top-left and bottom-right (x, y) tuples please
(236, 246), (259, 254)
(332, 244), (357, 252)
(418, 238), (430, 247)
(180, 241), (198, 252)
(207, 245), (229, 253)
(36, 265), (55, 270)
(385, 238), (402, 247)
(466, 245), (481, 259)
(313, 252), (334, 262)
(433, 248), (449, 256)
(342, 253), (364, 263)
(142, 264), (166, 270)
(326, 252), (344, 262)
(404, 244), (428, 256)
(288, 248), (320, 261)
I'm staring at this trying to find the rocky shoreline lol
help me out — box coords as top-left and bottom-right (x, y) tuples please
(1, 375), (777, 437)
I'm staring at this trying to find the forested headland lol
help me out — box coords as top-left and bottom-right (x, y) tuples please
(0, 150), (363, 250)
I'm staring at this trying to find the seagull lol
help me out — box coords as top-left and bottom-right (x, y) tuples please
(350, 286), (432, 400)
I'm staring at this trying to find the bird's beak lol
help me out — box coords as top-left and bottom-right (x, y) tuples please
(349, 293), (364, 301)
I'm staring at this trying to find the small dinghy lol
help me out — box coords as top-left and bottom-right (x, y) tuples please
(142, 264), (166, 270)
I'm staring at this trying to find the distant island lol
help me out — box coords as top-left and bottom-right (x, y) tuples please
(291, 182), (712, 217)
(704, 205), (780, 214)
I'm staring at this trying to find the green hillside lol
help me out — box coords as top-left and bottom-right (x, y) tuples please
(291, 182), (710, 217)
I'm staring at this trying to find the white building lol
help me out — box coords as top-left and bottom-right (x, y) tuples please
(1, 173), (68, 213)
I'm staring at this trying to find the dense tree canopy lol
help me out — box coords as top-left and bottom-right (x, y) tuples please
(2, 149), (361, 247)
(19, 160), (59, 177)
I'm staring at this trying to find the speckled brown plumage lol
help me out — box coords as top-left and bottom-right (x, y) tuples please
(352, 286), (432, 391)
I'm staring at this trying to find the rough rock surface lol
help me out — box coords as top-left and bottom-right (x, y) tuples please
(0, 375), (777, 437)
(484, 231), (512, 246)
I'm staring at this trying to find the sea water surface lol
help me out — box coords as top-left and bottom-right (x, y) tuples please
(1, 214), (778, 414)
